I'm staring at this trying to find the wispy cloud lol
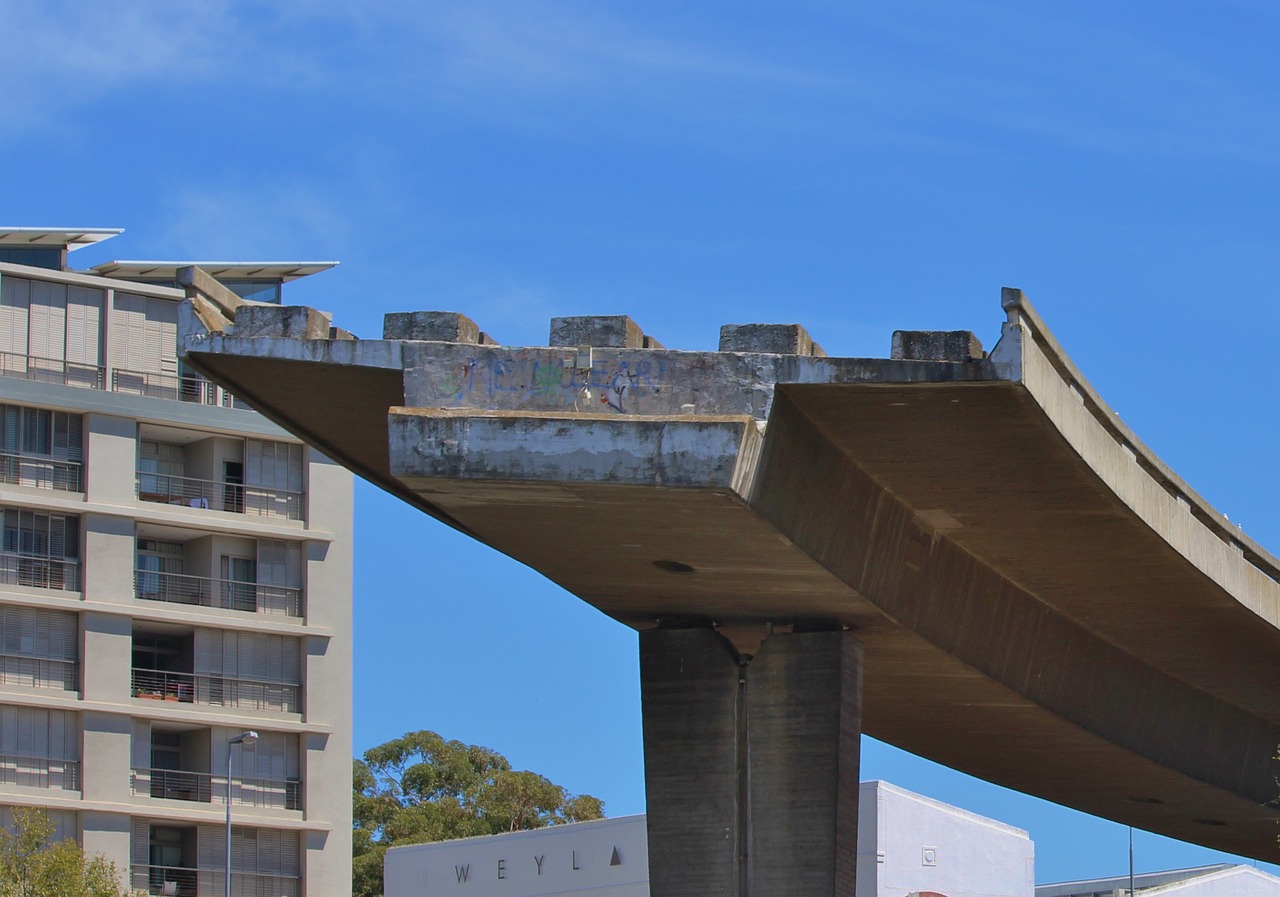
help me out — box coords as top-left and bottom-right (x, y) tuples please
(158, 179), (352, 260)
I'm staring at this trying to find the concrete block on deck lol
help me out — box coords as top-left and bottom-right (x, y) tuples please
(233, 305), (332, 340)
(551, 315), (650, 349)
(892, 330), (984, 362)
(719, 323), (826, 357)
(383, 311), (482, 344)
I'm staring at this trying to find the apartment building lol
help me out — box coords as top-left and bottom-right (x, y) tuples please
(0, 228), (352, 896)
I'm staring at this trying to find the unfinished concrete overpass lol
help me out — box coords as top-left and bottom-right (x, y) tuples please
(178, 273), (1280, 896)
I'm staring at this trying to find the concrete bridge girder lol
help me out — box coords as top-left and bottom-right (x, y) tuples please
(178, 285), (1280, 887)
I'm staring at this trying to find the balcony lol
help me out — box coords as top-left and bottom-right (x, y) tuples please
(0, 451), (81, 492)
(0, 753), (80, 790)
(131, 768), (302, 810)
(0, 551), (79, 591)
(112, 368), (244, 409)
(0, 653), (77, 690)
(132, 865), (196, 897)
(132, 669), (300, 714)
(131, 867), (299, 897)
(135, 569), (302, 617)
(136, 473), (303, 521)
(0, 351), (104, 390)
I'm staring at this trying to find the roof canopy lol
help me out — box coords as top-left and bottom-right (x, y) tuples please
(0, 227), (122, 250)
(89, 260), (337, 282)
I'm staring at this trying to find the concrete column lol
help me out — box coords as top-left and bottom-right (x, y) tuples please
(640, 626), (863, 897)
(747, 629), (862, 897)
(83, 413), (136, 506)
(640, 627), (741, 897)
(300, 449), (353, 890)
(82, 611), (132, 704)
(80, 810), (132, 883)
(81, 711), (133, 805)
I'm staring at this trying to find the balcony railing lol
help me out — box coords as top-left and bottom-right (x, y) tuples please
(0, 753), (80, 790)
(0, 653), (77, 690)
(136, 472), (304, 521)
(135, 569), (302, 617)
(132, 867), (299, 897)
(111, 368), (243, 408)
(0, 351), (104, 390)
(132, 865), (196, 897)
(132, 669), (300, 713)
(0, 451), (82, 492)
(0, 551), (80, 591)
(132, 767), (302, 810)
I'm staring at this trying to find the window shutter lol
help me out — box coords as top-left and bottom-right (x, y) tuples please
(194, 629), (223, 676)
(111, 293), (146, 373)
(0, 275), (30, 356)
(64, 286), (103, 367)
(198, 823), (225, 868)
(27, 280), (67, 362)
(132, 719), (151, 769)
(144, 298), (178, 375)
(131, 818), (151, 866)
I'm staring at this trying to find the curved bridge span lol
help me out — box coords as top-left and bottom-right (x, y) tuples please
(180, 280), (1280, 894)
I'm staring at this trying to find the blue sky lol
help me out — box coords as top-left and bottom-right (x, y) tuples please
(6, 0), (1280, 884)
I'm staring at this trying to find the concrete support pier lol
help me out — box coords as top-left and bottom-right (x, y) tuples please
(640, 626), (862, 897)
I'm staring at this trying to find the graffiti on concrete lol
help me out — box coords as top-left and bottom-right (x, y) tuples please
(429, 351), (669, 414)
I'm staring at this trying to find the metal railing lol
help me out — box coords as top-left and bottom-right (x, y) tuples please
(132, 669), (300, 713)
(111, 368), (242, 408)
(0, 753), (80, 790)
(134, 569), (302, 617)
(0, 451), (82, 492)
(0, 653), (77, 690)
(0, 351), (104, 390)
(132, 767), (302, 810)
(136, 472), (304, 521)
(132, 865), (197, 897)
(132, 867), (300, 897)
(0, 551), (80, 591)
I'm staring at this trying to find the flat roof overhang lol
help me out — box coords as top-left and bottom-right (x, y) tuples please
(181, 292), (1280, 859)
(0, 227), (122, 249)
(91, 260), (338, 282)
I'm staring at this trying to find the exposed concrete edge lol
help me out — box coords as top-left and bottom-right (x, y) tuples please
(388, 409), (762, 494)
(1001, 287), (1280, 590)
(182, 329), (407, 372)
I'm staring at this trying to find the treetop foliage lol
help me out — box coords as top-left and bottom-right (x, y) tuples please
(0, 807), (139, 897)
(353, 730), (605, 897)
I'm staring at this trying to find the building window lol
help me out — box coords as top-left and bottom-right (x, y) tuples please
(0, 248), (62, 269)
(0, 405), (83, 491)
(0, 508), (80, 590)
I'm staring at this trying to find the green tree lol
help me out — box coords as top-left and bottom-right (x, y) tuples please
(0, 807), (140, 897)
(353, 730), (605, 897)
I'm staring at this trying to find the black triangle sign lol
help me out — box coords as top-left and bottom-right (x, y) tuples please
(610, 846), (621, 866)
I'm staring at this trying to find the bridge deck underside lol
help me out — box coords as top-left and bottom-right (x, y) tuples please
(188, 349), (1280, 859)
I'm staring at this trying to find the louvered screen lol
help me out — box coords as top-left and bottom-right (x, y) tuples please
(0, 276), (30, 357)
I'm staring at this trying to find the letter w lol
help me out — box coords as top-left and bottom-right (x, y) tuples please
(455, 864), (471, 882)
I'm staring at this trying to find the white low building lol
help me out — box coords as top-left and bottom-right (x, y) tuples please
(1038, 864), (1280, 897)
(385, 780), (1036, 897)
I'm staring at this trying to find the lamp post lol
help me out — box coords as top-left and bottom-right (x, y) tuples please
(226, 731), (258, 897)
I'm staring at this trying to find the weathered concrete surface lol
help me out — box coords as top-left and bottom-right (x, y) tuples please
(891, 329), (984, 362)
(178, 289), (1280, 864)
(383, 310), (482, 343)
(719, 322), (827, 357)
(551, 314), (650, 349)
(641, 628), (741, 897)
(640, 627), (862, 897)
(747, 629), (861, 897)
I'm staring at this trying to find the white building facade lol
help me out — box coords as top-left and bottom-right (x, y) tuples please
(0, 228), (352, 896)
(384, 781), (1036, 897)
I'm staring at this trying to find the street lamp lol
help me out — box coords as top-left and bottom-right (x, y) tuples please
(226, 731), (258, 897)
